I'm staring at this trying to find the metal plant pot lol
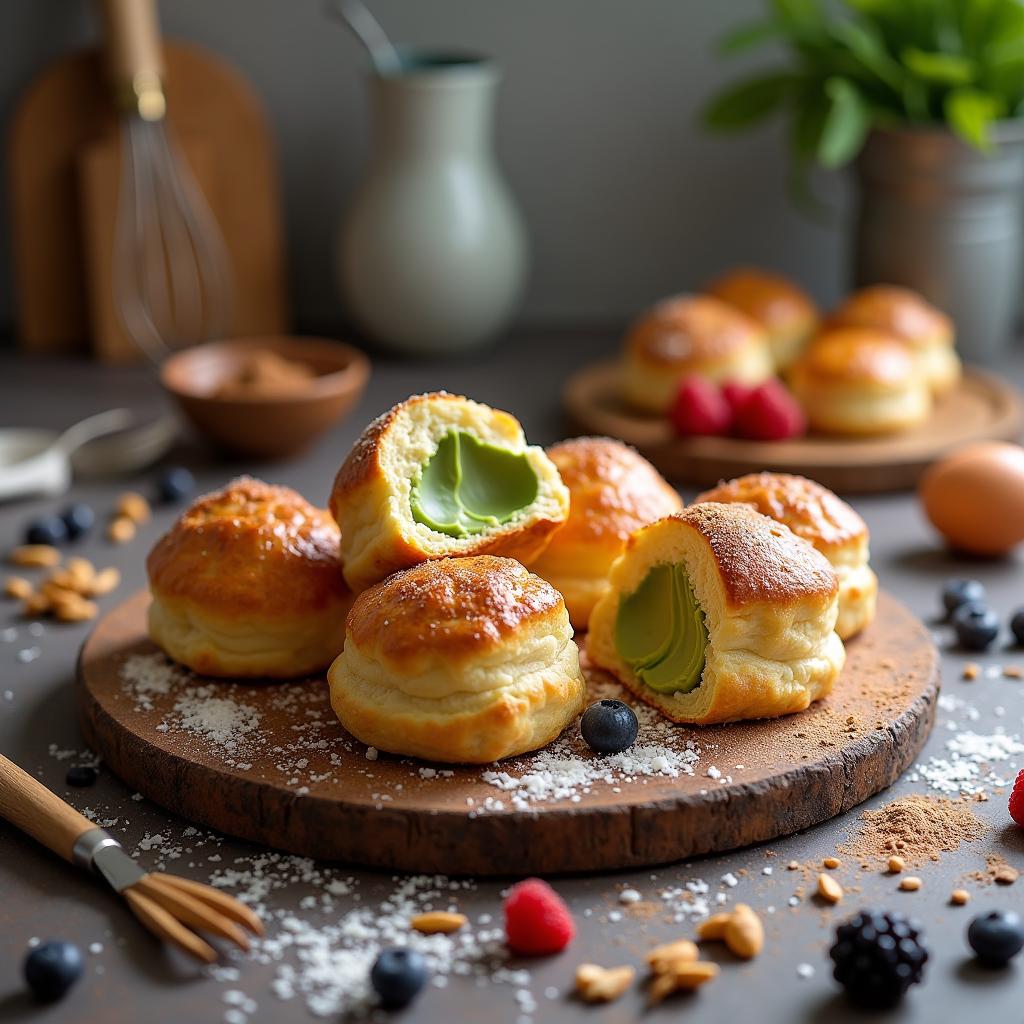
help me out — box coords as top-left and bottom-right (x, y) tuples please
(853, 125), (1024, 365)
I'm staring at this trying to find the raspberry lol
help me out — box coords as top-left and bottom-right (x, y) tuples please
(732, 378), (806, 441)
(503, 878), (575, 956)
(720, 380), (753, 417)
(669, 376), (731, 437)
(1009, 769), (1024, 827)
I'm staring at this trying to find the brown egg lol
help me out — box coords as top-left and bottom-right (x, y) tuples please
(919, 442), (1024, 556)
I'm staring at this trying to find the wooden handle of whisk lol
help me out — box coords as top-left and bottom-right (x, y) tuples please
(98, 0), (166, 117)
(0, 753), (98, 863)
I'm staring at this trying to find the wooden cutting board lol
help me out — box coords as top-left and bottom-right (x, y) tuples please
(8, 41), (288, 362)
(563, 361), (1024, 493)
(77, 590), (938, 875)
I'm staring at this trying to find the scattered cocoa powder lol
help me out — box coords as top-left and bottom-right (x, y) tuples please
(843, 795), (984, 867)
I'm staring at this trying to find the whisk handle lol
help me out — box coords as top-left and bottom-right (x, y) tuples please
(98, 0), (166, 119)
(0, 753), (97, 863)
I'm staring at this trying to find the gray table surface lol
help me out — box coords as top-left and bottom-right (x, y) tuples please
(0, 334), (1022, 1024)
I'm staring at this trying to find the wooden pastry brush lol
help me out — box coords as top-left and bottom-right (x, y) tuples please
(0, 753), (261, 963)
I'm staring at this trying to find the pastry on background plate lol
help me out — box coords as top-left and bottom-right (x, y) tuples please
(827, 285), (961, 396)
(587, 503), (844, 725)
(328, 556), (586, 763)
(704, 267), (819, 372)
(694, 472), (877, 640)
(330, 392), (570, 592)
(528, 437), (683, 630)
(147, 477), (353, 678)
(789, 327), (932, 436)
(622, 294), (773, 414)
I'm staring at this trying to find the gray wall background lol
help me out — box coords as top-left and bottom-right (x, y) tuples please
(0, 0), (849, 333)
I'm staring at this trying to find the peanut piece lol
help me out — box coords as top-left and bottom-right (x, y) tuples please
(786, 860), (800, 871)
(4, 576), (33, 600)
(89, 567), (121, 596)
(723, 904), (764, 960)
(108, 517), (136, 544)
(696, 913), (732, 941)
(52, 594), (98, 623)
(116, 491), (151, 523)
(817, 873), (843, 904)
(64, 557), (95, 591)
(409, 911), (467, 935)
(1003, 665), (1024, 679)
(994, 866), (1018, 885)
(950, 889), (970, 906)
(646, 939), (698, 973)
(899, 877), (921, 892)
(962, 662), (981, 680)
(575, 963), (635, 1004)
(648, 961), (718, 1004)
(887, 856), (905, 873)
(823, 856), (842, 869)
(9, 545), (60, 568)
(22, 592), (50, 616)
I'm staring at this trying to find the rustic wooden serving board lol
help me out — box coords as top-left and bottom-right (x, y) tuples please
(78, 591), (938, 876)
(563, 361), (1024, 493)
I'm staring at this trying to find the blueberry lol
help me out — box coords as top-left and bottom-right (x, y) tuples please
(24, 515), (68, 546)
(370, 947), (427, 1008)
(967, 910), (1024, 967)
(66, 765), (97, 788)
(23, 941), (83, 1002)
(942, 578), (986, 617)
(952, 603), (1000, 651)
(157, 467), (196, 503)
(61, 502), (95, 540)
(1011, 609), (1024, 647)
(580, 699), (639, 755)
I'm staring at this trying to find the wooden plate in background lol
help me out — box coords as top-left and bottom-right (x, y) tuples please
(563, 361), (1024, 493)
(78, 591), (937, 876)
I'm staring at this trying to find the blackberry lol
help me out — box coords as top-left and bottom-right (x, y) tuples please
(829, 909), (928, 1009)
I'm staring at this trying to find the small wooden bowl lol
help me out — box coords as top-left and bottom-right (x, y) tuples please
(160, 337), (371, 459)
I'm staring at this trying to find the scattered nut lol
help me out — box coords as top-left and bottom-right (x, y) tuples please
(4, 576), (32, 600)
(64, 557), (95, 591)
(696, 913), (732, 941)
(1003, 665), (1024, 679)
(950, 889), (970, 906)
(9, 545), (60, 568)
(89, 567), (121, 596)
(899, 877), (921, 892)
(817, 873), (843, 904)
(575, 963), (635, 1004)
(887, 856), (905, 874)
(51, 593), (98, 623)
(994, 866), (1019, 885)
(646, 939), (698, 973)
(116, 491), (151, 524)
(786, 860), (800, 871)
(962, 662), (981, 680)
(22, 592), (50, 616)
(409, 911), (467, 935)
(648, 961), (718, 1004)
(823, 856), (842, 869)
(723, 904), (763, 960)
(108, 517), (136, 544)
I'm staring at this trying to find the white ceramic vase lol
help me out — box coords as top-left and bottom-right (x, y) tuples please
(339, 53), (527, 356)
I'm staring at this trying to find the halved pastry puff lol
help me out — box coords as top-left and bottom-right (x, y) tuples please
(329, 392), (570, 591)
(587, 503), (845, 725)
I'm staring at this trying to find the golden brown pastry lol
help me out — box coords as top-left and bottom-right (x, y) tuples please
(827, 285), (961, 396)
(587, 504), (844, 725)
(694, 473), (877, 640)
(705, 267), (819, 371)
(789, 327), (932, 436)
(147, 477), (353, 678)
(527, 438), (683, 629)
(328, 556), (586, 763)
(622, 294), (773, 413)
(329, 392), (570, 592)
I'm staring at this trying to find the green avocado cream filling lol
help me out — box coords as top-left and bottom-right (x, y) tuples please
(614, 562), (708, 694)
(409, 429), (539, 538)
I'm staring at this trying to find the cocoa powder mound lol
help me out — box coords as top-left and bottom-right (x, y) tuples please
(843, 795), (985, 866)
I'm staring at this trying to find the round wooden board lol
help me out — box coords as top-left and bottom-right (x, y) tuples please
(78, 591), (938, 876)
(563, 361), (1024, 493)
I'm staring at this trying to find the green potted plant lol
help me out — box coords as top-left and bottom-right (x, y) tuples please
(703, 0), (1024, 364)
